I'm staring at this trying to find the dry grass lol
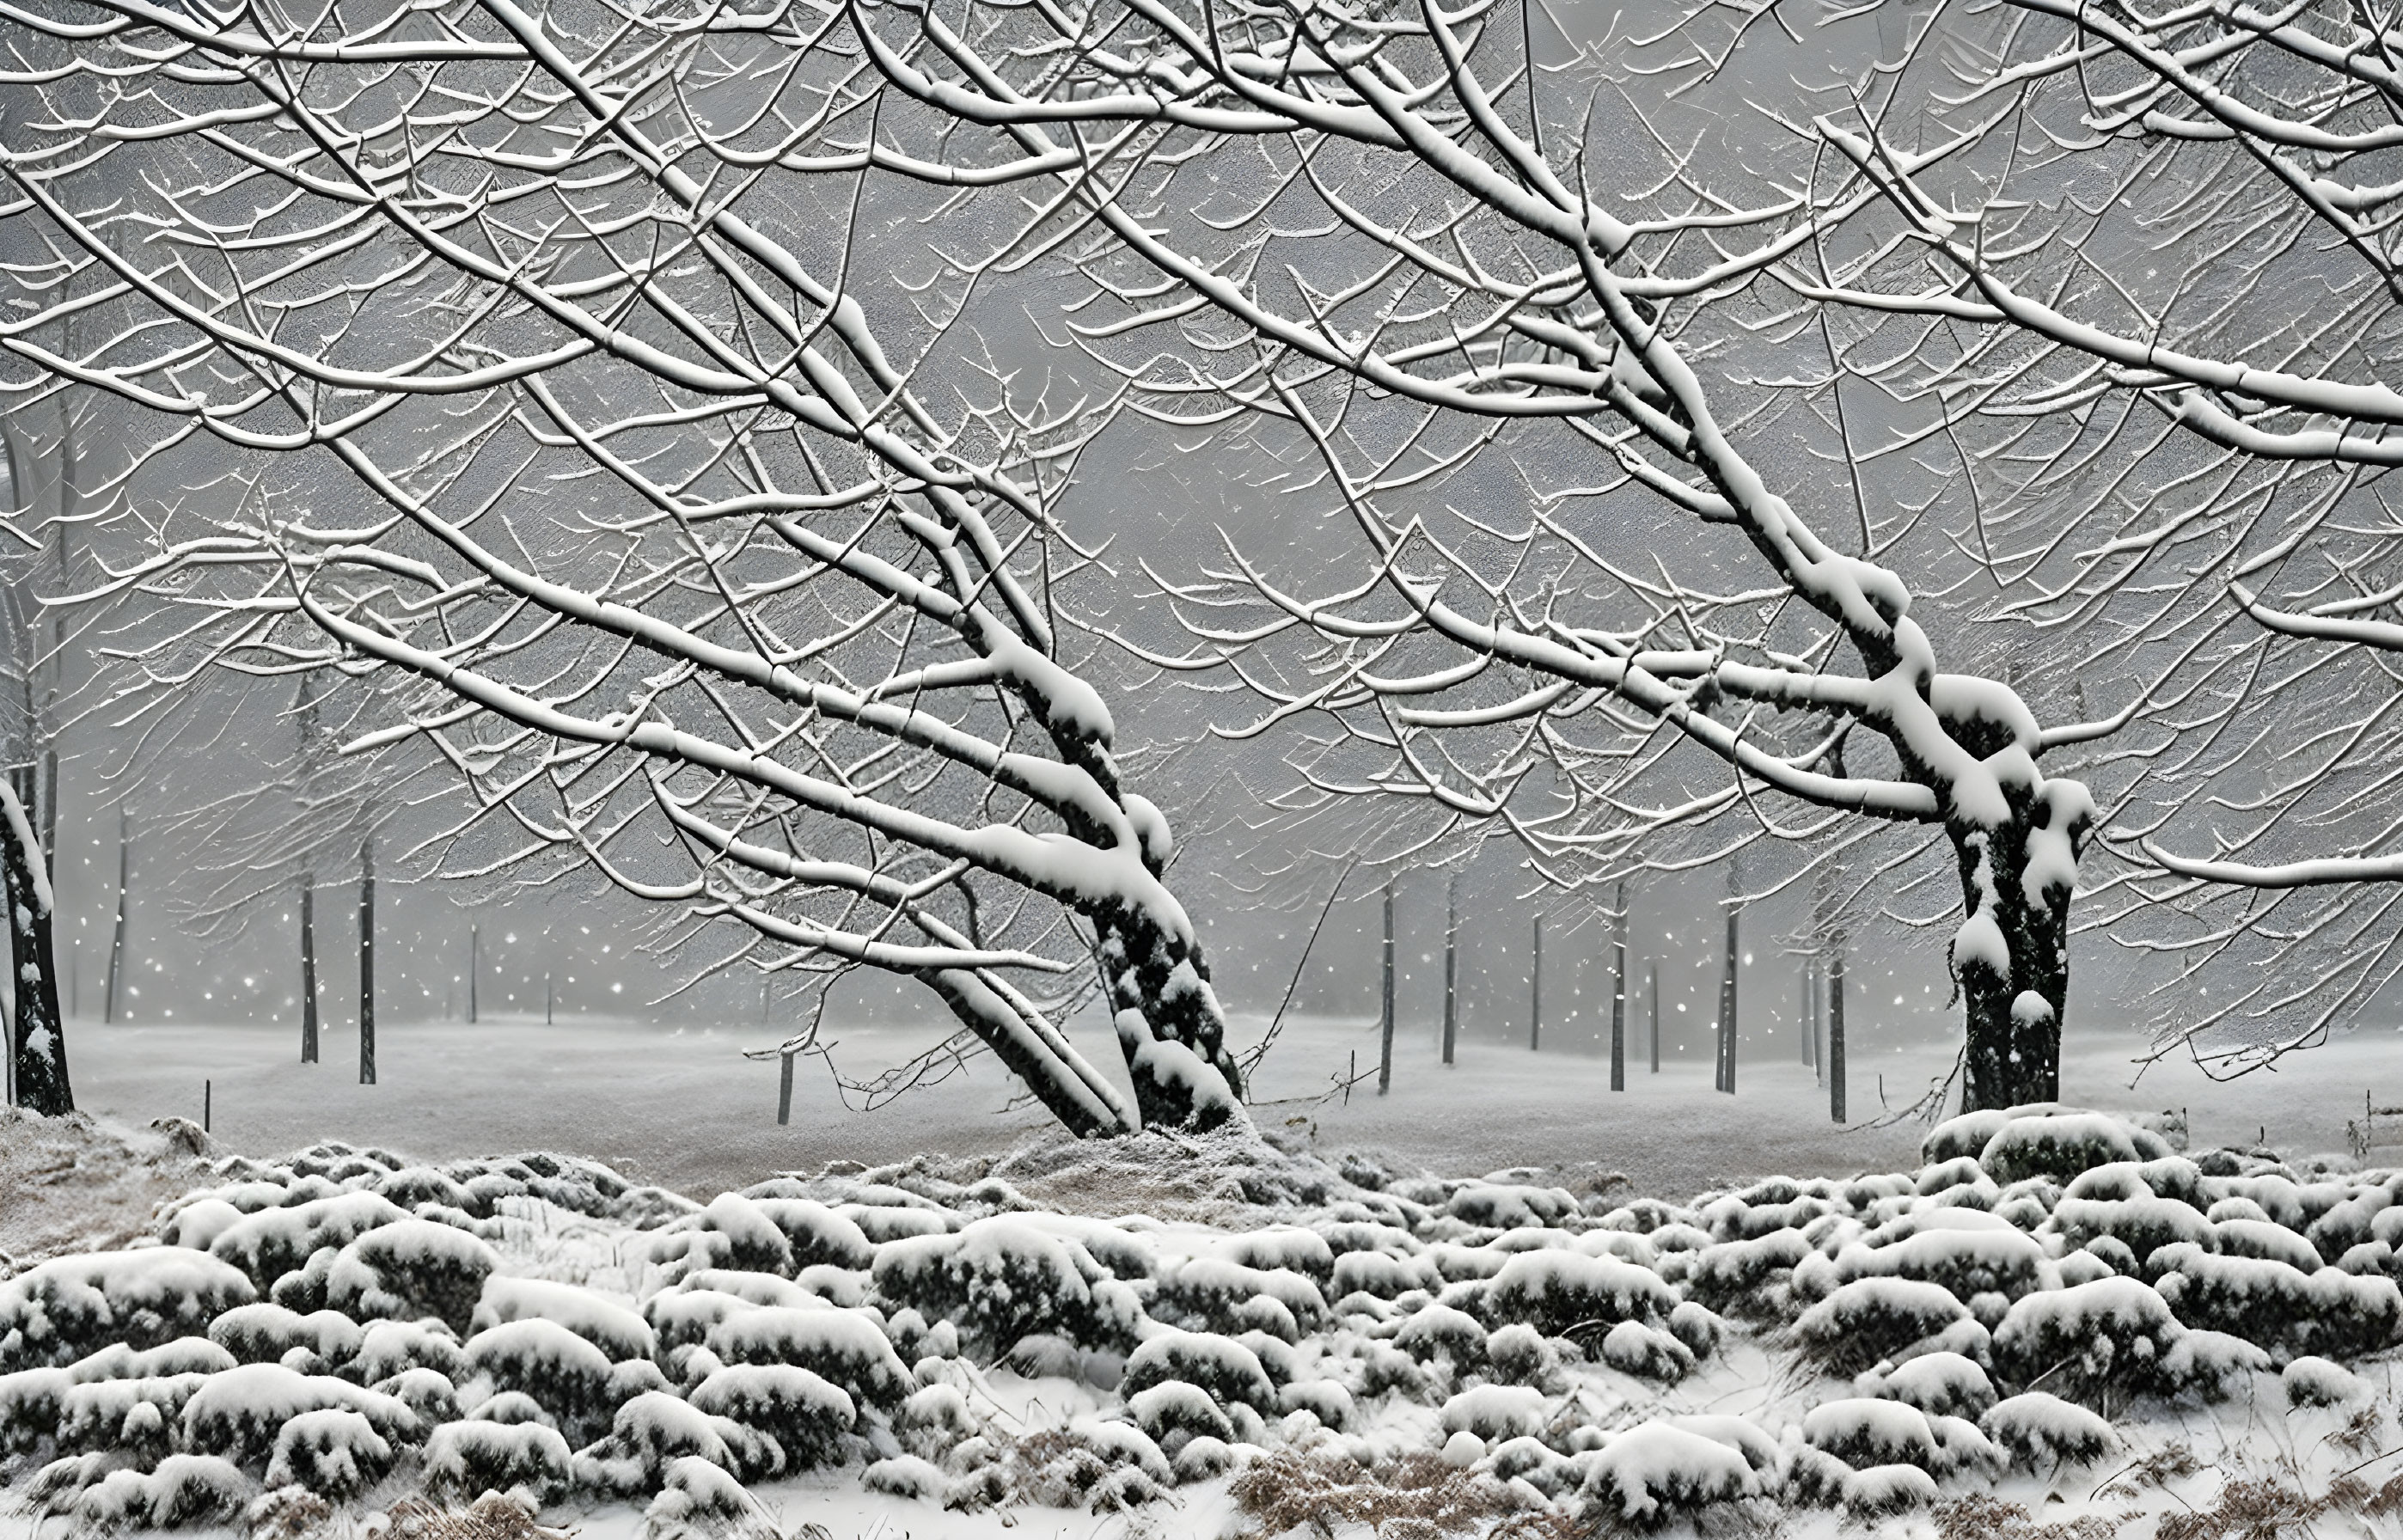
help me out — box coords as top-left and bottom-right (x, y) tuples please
(385, 1496), (578, 1540)
(1228, 1451), (1578, 1540)
(2154, 1478), (2326, 1540)
(0, 1109), (213, 1273)
(1930, 1495), (2129, 1540)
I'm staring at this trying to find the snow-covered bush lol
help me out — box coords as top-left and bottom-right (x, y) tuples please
(1825, 1212), (2049, 1302)
(210, 1304), (364, 1371)
(1978, 1114), (2168, 1184)
(2155, 1329), (2273, 1401)
(265, 1408), (394, 1498)
(1862, 1351), (1995, 1420)
(70, 1454), (250, 1531)
(465, 1318), (622, 1444)
(324, 1219), (498, 1334)
(643, 1454), (773, 1539)
(1483, 1250), (1671, 1337)
(650, 1195), (794, 1282)
(0, 1250), (256, 1369)
(1440, 1384), (1545, 1443)
(1684, 1231), (1811, 1310)
(1978, 1392), (2116, 1469)
(1121, 1329), (1275, 1412)
(1801, 1397), (1999, 1480)
(1393, 1303), (1486, 1362)
(1990, 1276), (2181, 1399)
(1582, 1421), (1757, 1527)
(2048, 1194), (2214, 1268)
(423, 1420), (575, 1503)
(702, 1305), (913, 1409)
(1795, 1280), (1972, 1373)
(350, 1319), (468, 1385)
(1129, 1379), (1234, 1445)
(872, 1219), (1129, 1354)
(370, 1366), (462, 1427)
(862, 1454), (945, 1500)
(57, 1371), (210, 1461)
(1153, 1256), (1324, 1341)
(179, 1363), (415, 1472)
(1599, 1321), (1694, 1382)
(2283, 1355), (2369, 1409)
(2149, 1244), (2401, 1359)
(687, 1364), (854, 1467)
(0, 1366), (68, 1455)
(474, 1279), (653, 1364)
(573, 1390), (776, 1494)
(207, 1193), (410, 1286)
(1329, 1249), (1438, 1301)
(745, 1200), (873, 1273)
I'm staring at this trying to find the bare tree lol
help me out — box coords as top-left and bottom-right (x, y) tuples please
(836, 0), (2100, 1108)
(0, 0), (1250, 1134)
(1664, 0), (2403, 1075)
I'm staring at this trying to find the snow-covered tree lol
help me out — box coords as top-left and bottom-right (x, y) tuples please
(832, 0), (2100, 1108)
(1661, 0), (2403, 1073)
(0, 0), (1246, 1133)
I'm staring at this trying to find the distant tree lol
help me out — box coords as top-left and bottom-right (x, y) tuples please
(0, 0), (1248, 1134)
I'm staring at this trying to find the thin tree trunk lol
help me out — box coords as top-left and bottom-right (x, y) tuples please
(1441, 872), (1457, 1066)
(1830, 938), (1847, 1123)
(1716, 906), (1740, 1095)
(1378, 882), (1395, 1096)
(105, 809), (128, 1024)
(3, 779), (68, 1114)
(358, 836), (376, 1085)
(300, 877), (318, 1064)
(468, 924), (478, 1024)
(1610, 880), (1626, 1091)
(1529, 913), (1541, 1052)
(1648, 960), (1660, 1073)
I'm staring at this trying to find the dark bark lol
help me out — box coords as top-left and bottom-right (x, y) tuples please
(1952, 798), (2084, 1111)
(3, 778), (68, 1115)
(105, 810), (128, 1024)
(1530, 913), (1542, 1053)
(300, 877), (318, 1064)
(358, 837), (376, 1085)
(1378, 883), (1395, 1096)
(1440, 875), (1458, 1067)
(1830, 939), (1847, 1124)
(1715, 907), (1740, 1094)
(1609, 884), (1625, 1091)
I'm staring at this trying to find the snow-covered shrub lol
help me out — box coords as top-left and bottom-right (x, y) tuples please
(465, 1318), (621, 1444)
(350, 1319), (468, 1385)
(643, 1454), (773, 1539)
(1829, 1212), (2049, 1302)
(76, 1454), (249, 1531)
(1795, 1280), (1972, 1373)
(473, 1279), (653, 1364)
(423, 1412), (572, 1499)
(1599, 1321), (1694, 1382)
(68, 1335), (236, 1381)
(1483, 1251), (1671, 1337)
(687, 1364), (853, 1468)
(1129, 1379), (1235, 1445)
(1394, 1303), (1486, 1363)
(1581, 1421), (1757, 1527)
(372, 1167), (477, 1214)
(702, 1305), (913, 1409)
(1354, 1341), (1429, 1401)
(370, 1366), (461, 1426)
(2304, 1187), (2390, 1262)
(1447, 1182), (1580, 1231)
(2149, 1244), (2402, 1359)
(1990, 1276), (2181, 1398)
(1173, 1434), (1233, 1482)
(207, 1193), (409, 1286)
(874, 1219), (1129, 1354)
(1801, 1398), (1999, 1480)
(2213, 1219), (2321, 1272)
(1329, 1251), (1436, 1305)
(1440, 1384), (1544, 1443)
(2047, 1195), (2215, 1267)
(1222, 1227), (1335, 1283)
(862, 1454), (945, 1500)
(745, 1200), (873, 1273)
(1843, 1463), (1937, 1516)
(1278, 1378), (1353, 1429)
(1978, 1113), (2168, 1184)
(2283, 1355), (2369, 1408)
(1864, 1351), (1995, 1420)
(0, 1250), (256, 1369)
(57, 1372), (209, 1461)
(574, 1390), (775, 1494)
(210, 1304), (364, 1371)
(1684, 1231), (1811, 1310)
(650, 1195), (794, 1282)
(2155, 1329), (2273, 1401)
(1121, 1329), (1275, 1412)
(1978, 1392), (2116, 1469)
(645, 1290), (759, 1356)
(179, 1364), (415, 1471)
(324, 1220), (498, 1335)
(0, 1366), (69, 1454)
(473, 1390), (559, 1427)
(1154, 1257), (1324, 1341)
(1480, 1323), (1554, 1385)
(264, 1408), (393, 1498)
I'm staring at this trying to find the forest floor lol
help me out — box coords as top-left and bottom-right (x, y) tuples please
(40, 1008), (2403, 1211)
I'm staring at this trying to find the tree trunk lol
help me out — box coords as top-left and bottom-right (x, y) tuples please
(105, 810), (128, 1024)
(300, 877), (318, 1064)
(1530, 912), (1542, 1053)
(1440, 873), (1457, 1066)
(1951, 789), (2085, 1110)
(468, 924), (479, 1024)
(1609, 883), (1626, 1091)
(1716, 905), (1739, 1094)
(1378, 882), (1395, 1096)
(1830, 938), (1847, 1124)
(358, 836), (376, 1085)
(3, 779), (68, 1115)
(1648, 960), (1660, 1073)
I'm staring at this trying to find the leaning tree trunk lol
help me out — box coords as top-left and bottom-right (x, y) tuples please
(2, 779), (68, 1114)
(1950, 779), (2089, 1111)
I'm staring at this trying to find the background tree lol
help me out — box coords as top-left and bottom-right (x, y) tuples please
(841, 0), (2102, 1108)
(0, 0), (1250, 1134)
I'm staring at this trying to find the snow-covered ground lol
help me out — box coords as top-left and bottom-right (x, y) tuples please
(52, 1008), (2403, 1201)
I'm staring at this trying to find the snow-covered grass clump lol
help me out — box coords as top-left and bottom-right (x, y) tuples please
(6, 1109), (2403, 1536)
